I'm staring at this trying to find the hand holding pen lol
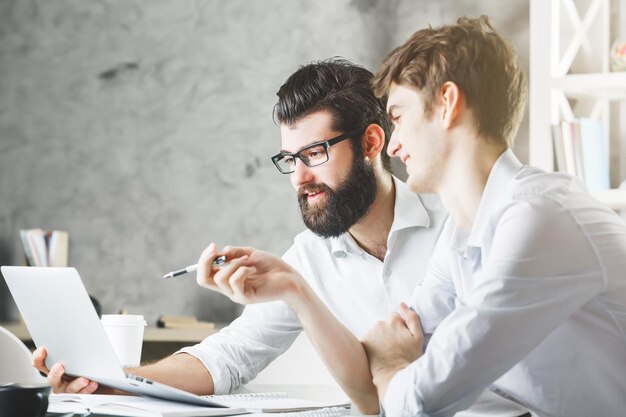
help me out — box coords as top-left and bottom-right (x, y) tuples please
(164, 242), (305, 305)
(162, 254), (229, 279)
(194, 243), (259, 299)
(197, 243), (305, 305)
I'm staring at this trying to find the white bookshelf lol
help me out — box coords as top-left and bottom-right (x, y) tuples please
(553, 72), (626, 99)
(529, 0), (626, 209)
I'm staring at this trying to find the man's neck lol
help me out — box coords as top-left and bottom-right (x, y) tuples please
(348, 173), (395, 261)
(438, 140), (507, 233)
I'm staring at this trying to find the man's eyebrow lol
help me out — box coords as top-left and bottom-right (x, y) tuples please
(279, 139), (325, 155)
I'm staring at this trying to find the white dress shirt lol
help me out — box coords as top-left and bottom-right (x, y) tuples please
(385, 150), (626, 417)
(180, 177), (527, 416)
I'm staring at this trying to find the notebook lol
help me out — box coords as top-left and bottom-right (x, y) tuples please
(48, 394), (350, 417)
(206, 392), (351, 413)
(0, 266), (230, 408)
(48, 394), (245, 417)
(49, 393), (351, 417)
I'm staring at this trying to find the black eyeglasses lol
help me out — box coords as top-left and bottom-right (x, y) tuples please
(271, 129), (361, 174)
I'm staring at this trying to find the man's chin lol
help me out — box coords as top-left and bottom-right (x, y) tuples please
(407, 175), (432, 194)
(301, 212), (349, 238)
(306, 224), (347, 239)
(300, 191), (329, 207)
(299, 199), (328, 216)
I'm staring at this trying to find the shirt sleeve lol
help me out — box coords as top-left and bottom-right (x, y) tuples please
(406, 220), (458, 335)
(384, 198), (605, 417)
(177, 246), (304, 394)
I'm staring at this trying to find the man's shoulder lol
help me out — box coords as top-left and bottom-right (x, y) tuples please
(507, 167), (588, 205)
(494, 167), (612, 228)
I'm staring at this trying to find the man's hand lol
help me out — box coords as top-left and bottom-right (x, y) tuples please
(362, 303), (424, 400)
(32, 347), (100, 394)
(196, 243), (307, 306)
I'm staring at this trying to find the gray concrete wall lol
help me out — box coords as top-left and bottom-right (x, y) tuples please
(0, 0), (529, 325)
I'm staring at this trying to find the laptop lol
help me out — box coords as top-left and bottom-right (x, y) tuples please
(1, 266), (234, 409)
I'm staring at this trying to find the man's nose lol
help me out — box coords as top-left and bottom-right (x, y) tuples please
(387, 131), (401, 157)
(291, 159), (314, 188)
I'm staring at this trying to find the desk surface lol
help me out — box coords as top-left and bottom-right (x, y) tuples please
(1, 322), (221, 343)
(237, 383), (350, 406)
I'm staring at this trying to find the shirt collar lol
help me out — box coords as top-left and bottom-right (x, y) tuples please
(451, 148), (523, 254)
(330, 176), (431, 258)
(391, 176), (431, 232)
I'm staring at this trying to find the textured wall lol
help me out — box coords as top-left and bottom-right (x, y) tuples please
(0, 0), (529, 325)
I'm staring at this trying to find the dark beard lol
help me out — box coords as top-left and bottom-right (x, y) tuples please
(297, 156), (377, 238)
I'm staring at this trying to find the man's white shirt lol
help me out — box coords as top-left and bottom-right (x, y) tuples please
(385, 149), (626, 417)
(179, 176), (526, 416)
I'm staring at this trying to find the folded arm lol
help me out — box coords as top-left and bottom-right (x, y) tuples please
(373, 201), (604, 417)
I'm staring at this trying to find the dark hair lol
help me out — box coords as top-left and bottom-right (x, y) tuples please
(274, 58), (392, 170)
(372, 16), (527, 147)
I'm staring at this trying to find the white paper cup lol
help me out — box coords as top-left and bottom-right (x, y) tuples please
(100, 314), (147, 367)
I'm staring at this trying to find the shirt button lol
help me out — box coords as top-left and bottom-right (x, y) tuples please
(384, 269), (391, 278)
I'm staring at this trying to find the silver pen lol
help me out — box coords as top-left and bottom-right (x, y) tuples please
(162, 255), (228, 279)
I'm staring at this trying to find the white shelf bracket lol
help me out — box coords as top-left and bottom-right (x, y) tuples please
(556, 0), (606, 76)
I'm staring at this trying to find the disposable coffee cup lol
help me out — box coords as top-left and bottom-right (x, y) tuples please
(100, 314), (147, 367)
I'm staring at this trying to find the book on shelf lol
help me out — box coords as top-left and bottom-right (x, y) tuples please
(551, 118), (610, 191)
(580, 118), (610, 191)
(18, 229), (68, 267)
(551, 124), (567, 174)
(156, 315), (216, 330)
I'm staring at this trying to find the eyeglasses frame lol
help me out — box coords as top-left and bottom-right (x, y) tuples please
(271, 129), (362, 174)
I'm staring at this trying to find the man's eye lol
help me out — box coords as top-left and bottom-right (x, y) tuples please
(284, 156), (295, 166)
(303, 147), (325, 160)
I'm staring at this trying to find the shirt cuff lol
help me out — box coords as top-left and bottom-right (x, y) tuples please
(382, 366), (415, 417)
(176, 345), (233, 394)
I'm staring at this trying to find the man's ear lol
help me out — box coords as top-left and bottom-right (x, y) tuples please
(439, 81), (464, 129)
(361, 124), (386, 160)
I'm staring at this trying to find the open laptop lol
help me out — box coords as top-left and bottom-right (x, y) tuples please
(0, 266), (235, 409)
